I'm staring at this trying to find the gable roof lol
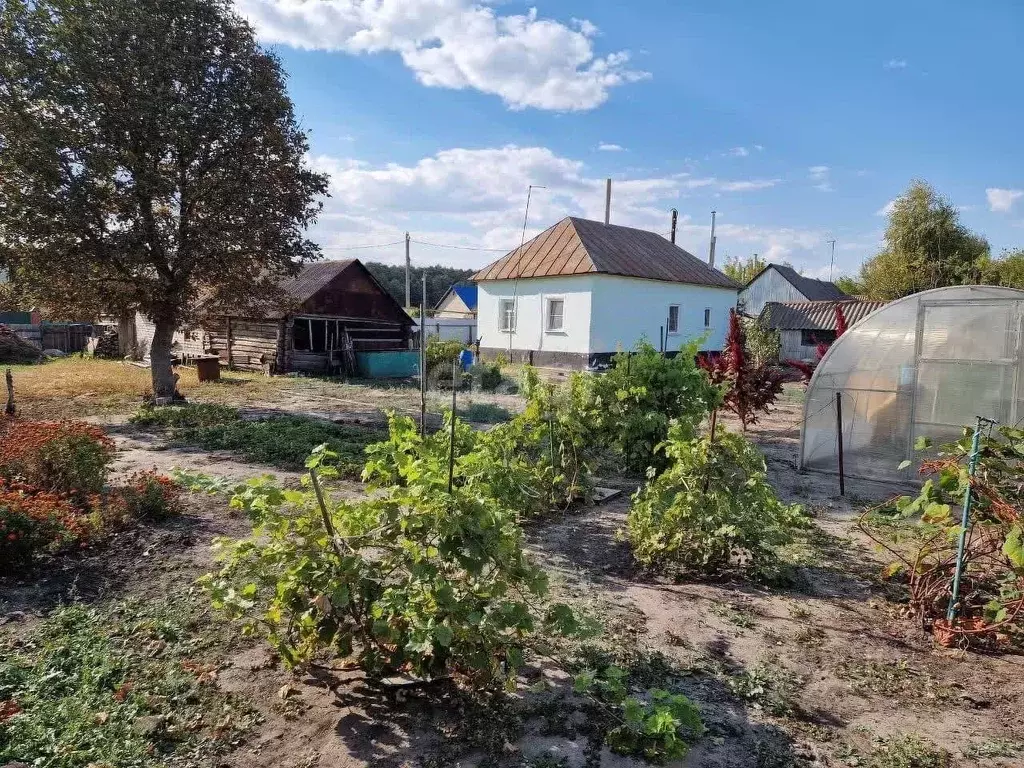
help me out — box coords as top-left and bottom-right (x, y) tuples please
(471, 216), (739, 290)
(279, 259), (356, 305)
(747, 263), (848, 301)
(759, 299), (888, 331)
(437, 282), (478, 311)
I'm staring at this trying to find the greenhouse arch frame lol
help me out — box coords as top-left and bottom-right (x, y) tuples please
(799, 285), (1024, 482)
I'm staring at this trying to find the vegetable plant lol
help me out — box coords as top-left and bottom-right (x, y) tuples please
(626, 424), (808, 579)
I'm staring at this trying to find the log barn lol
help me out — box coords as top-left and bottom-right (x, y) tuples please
(132, 259), (413, 375)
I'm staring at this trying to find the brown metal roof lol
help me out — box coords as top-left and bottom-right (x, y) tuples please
(759, 299), (888, 330)
(279, 259), (356, 304)
(472, 216), (740, 290)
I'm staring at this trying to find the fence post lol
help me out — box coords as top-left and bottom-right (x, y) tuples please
(420, 298), (427, 438)
(835, 391), (845, 496)
(447, 358), (458, 493)
(4, 368), (14, 416)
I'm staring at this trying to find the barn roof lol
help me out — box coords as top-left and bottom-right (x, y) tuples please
(471, 216), (739, 290)
(279, 259), (356, 304)
(746, 264), (849, 301)
(759, 299), (888, 330)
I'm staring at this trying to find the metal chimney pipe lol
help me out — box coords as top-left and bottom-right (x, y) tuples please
(604, 178), (612, 225)
(670, 208), (678, 244)
(708, 210), (717, 268)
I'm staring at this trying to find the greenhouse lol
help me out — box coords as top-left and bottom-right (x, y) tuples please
(800, 285), (1024, 482)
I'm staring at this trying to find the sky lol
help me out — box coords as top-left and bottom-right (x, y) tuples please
(236, 0), (1024, 279)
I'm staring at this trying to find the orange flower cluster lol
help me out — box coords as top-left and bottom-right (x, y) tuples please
(0, 419), (114, 464)
(0, 479), (88, 564)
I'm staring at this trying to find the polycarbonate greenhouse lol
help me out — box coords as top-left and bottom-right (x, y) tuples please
(800, 285), (1024, 482)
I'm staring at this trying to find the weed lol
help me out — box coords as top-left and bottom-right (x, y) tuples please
(960, 739), (1023, 759)
(131, 403), (240, 429)
(794, 626), (827, 647)
(868, 734), (951, 768)
(710, 602), (758, 629)
(0, 596), (256, 767)
(834, 659), (951, 701)
(727, 658), (802, 716)
(460, 402), (512, 423)
(788, 603), (813, 621)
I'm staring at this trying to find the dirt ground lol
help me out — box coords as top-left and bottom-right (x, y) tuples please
(2, 372), (1023, 768)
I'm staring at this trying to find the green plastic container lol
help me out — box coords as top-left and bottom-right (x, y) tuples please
(355, 350), (420, 378)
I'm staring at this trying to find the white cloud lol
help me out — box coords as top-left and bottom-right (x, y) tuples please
(876, 199), (897, 217)
(884, 59), (907, 69)
(727, 146), (749, 157)
(753, 144), (764, 152)
(598, 142), (625, 152)
(808, 166), (832, 191)
(236, 0), (649, 110)
(306, 144), (796, 268)
(986, 187), (1024, 213)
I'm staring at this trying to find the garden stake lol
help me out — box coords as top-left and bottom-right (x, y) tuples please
(419, 290), (427, 438)
(447, 358), (458, 493)
(4, 368), (14, 416)
(946, 415), (992, 622)
(835, 391), (845, 496)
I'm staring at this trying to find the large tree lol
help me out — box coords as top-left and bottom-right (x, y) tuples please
(722, 253), (768, 285)
(0, 0), (328, 396)
(858, 180), (989, 300)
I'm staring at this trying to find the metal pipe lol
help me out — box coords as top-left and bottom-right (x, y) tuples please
(836, 391), (845, 496)
(605, 178), (612, 225)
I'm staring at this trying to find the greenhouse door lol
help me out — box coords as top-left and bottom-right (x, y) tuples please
(910, 298), (1024, 450)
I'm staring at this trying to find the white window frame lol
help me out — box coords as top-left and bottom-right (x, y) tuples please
(703, 307), (712, 329)
(498, 298), (516, 333)
(545, 295), (566, 333)
(667, 304), (680, 334)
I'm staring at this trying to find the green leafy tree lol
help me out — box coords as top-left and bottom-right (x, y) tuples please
(722, 253), (768, 285)
(858, 180), (989, 300)
(0, 0), (328, 396)
(365, 262), (475, 309)
(833, 274), (864, 296)
(978, 248), (1024, 289)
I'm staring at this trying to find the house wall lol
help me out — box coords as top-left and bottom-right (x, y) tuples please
(133, 312), (207, 360)
(740, 268), (806, 316)
(435, 293), (474, 318)
(478, 275), (737, 366)
(477, 276), (596, 361)
(588, 276), (737, 354)
(780, 329), (822, 362)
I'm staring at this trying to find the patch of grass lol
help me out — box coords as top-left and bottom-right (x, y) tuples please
(710, 602), (758, 629)
(834, 659), (951, 701)
(961, 739), (1024, 759)
(727, 658), (803, 716)
(0, 597), (256, 767)
(868, 734), (951, 768)
(459, 402), (512, 423)
(131, 403), (240, 429)
(176, 415), (382, 474)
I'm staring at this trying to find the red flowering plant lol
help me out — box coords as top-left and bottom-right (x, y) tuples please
(111, 471), (183, 523)
(0, 480), (87, 567)
(0, 419), (115, 499)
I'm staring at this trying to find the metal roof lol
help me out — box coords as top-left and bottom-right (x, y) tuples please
(278, 259), (356, 304)
(747, 263), (849, 301)
(471, 216), (740, 290)
(437, 282), (478, 311)
(759, 299), (888, 330)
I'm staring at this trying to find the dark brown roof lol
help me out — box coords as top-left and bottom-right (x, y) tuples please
(759, 299), (887, 330)
(472, 217), (740, 290)
(279, 259), (356, 304)
(747, 264), (848, 301)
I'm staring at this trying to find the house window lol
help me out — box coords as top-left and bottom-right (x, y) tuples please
(499, 298), (516, 332)
(704, 308), (711, 328)
(546, 297), (565, 332)
(667, 305), (680, 334)
(801, 329), (837, 347)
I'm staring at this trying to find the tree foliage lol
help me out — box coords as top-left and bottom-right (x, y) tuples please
(0, 0), (328, 396)
(626, 425), (808, 580)
(364, 262), (475, 309)
(722, 253), (768, 285)
(700, 310), (784, 430)
(591, 341), (720, 474)
(857, 181), (989, 300)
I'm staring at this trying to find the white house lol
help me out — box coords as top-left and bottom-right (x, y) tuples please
(739, 263), (848, 317)
(472, 216), (740, 368)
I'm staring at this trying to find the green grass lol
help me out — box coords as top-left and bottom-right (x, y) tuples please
(132, 405), (383, 474)
(0, 598), (255, 768)
(726, 658), (803, 716)
(459, 402), (512, 423)
(868, 734), (951, 768)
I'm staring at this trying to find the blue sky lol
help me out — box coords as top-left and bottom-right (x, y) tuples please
(238, 0), (1023, 278)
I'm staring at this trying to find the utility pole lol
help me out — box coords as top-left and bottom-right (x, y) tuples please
(404, 232), (411, 308)
(827, 239), (836, 282)
(708, 211), (717, 268)
(509, 184), (545, 364)
(670, 208), (678, 244)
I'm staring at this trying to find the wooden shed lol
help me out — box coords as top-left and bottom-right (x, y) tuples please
(135, 259), (413, 375)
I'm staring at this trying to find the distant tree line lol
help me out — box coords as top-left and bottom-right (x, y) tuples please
(364, 262), (475, 310)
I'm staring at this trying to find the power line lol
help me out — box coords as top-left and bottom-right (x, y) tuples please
(411, 239), (508, 252)
(319, 239), (406, 251)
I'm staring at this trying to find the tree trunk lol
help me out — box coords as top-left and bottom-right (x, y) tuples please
(149, 315), (178, 400)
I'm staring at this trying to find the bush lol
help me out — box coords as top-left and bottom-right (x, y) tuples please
(195, 438), (579, 687)
(469, 361), (503, 391)
(591, 340), (720, 474)
(106, 471), (183, 523)
(425, 336), (464, 377)
(460, 402), (512, 423)
(626, 425), (808, 579)
(0, 419), (115, 497)
(131, 403), (239, 429)
(0, 480), (87, 568)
